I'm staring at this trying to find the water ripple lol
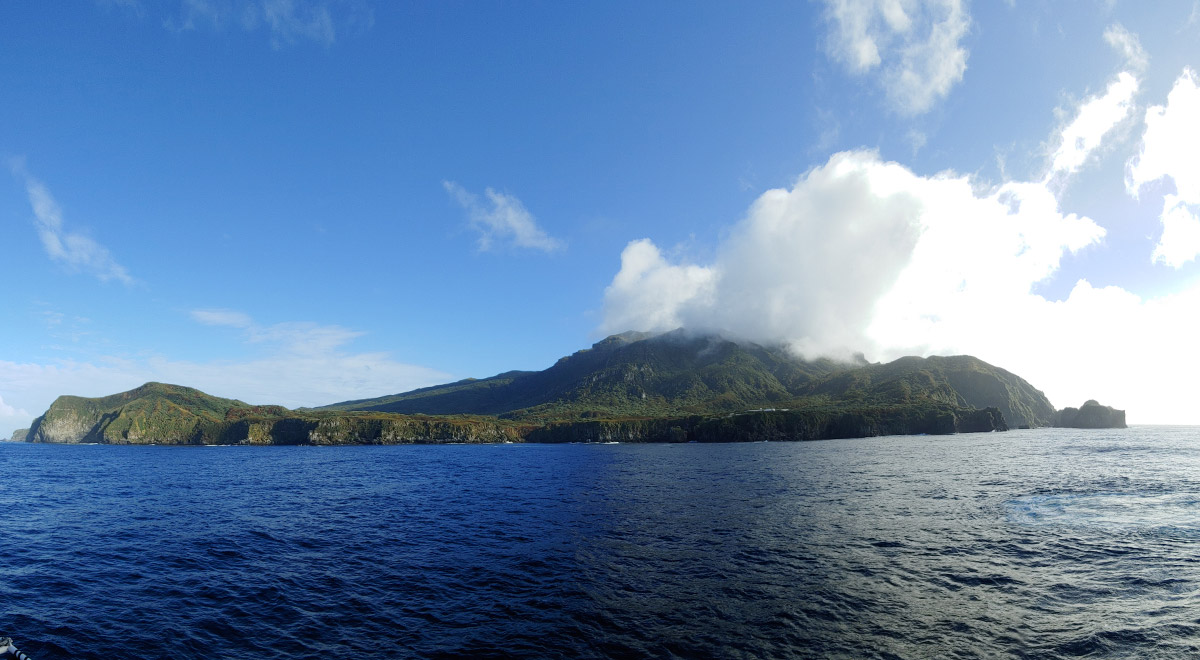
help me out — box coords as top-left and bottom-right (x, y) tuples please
(2, 428), (1200, 658)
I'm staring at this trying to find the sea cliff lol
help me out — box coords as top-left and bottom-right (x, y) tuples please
(23, 382), (1007, 446)
(1054, 400), (1127, 429)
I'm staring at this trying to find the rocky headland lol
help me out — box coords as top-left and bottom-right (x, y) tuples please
(1054, 400), (1127, 429)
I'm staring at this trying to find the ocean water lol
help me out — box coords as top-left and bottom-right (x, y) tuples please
(2, 427), (1199, 659)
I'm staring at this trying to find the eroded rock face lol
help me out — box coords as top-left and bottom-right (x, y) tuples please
(1054, 401), (1127, 429)
(27, 406), (97, 443)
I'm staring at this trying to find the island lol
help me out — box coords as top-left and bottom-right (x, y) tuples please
(1054, 400), (1127, 429)
(18, 330), (1108, 446)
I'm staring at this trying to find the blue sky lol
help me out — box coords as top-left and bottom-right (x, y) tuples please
(3, 0), (1199, 434)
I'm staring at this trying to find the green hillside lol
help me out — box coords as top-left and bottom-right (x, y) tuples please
(25, 382), (281, 444)
(25, 382), (530, 445)
(803, 355), (1056, 428)
(23, 332), (1061, 445)
(319, 330), (851, 420)
(321, 331), (1054, 428)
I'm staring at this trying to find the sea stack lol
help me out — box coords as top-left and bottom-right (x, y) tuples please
(1054, 400), (1127, 429)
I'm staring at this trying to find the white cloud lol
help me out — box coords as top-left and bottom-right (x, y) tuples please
(191, 309), (255, 328)
(444, 181), (565, 253)
(11, 165), (135, 285)
(1, 404), (33, 439)
(1046, 71), (1139, 178)
(0, 311), (451, 438)
(1044, 26), (1146, 180)
(192, 308), (366, 355)
(246, 0), (337, 48)
(1103, 24), (1148, 73)
(129, 0), (372, 47)
(603, 150), (1104, 359)
(602, 240), (717, 336)
(1128, 68), (1200, 267)
(598, 144), (1200, 422)
(822, 0), (970, 115)
(1150, 195), (1200, 268)
(599, 34), (1200, 424)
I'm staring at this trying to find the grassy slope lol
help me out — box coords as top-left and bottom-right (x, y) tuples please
(321, 330), (850, 420)
(321, 332), (1054, 428)
(802, 355), (1056, 428)
(27, 382), (271, 444)
(24, 333), (1057, 445)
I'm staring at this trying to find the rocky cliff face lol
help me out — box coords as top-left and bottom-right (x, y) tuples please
(26, 402), (104, 443)
(803, 355), (1056, 428)
(23, 382), (531, 445)
(7, 428), (28, 442)
(1054, 400), (1127, 429)
(526, 404), (1007, 443)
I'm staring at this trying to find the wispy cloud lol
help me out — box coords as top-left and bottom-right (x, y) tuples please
(243, 0), (337, 48)
(10, 163), (135, 285)
(0, 394), (31, 439)
(191, 308), (365, 355)
(822, 0), (971, 115)
(1103, 23), (1148, 73)
(0, 309), (451, 437)
(107, 0), (373, 48)
(443, 181), (565, 253)
(191, 308), (255, 328)
(0, 394), (29, 420)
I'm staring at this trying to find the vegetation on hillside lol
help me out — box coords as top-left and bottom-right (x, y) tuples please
(320, 330), (1055, 428)
(24, 331), (1063, 445)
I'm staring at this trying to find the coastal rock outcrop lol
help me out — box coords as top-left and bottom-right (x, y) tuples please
(525, 405), (1008, 443)
(22, 382), (530, 445)
(1053, 400), (1127, 429)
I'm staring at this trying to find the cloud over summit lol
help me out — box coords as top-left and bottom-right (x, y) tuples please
(602, 150), (1104, 361)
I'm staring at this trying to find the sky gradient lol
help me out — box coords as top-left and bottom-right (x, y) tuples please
(3, 0), (1199, 435)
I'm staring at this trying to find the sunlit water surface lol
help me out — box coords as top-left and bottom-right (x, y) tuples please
(3, 427), (1200, 659)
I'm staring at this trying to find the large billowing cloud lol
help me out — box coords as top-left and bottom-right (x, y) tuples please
(599, 145), (1200, 422)
(602, 149), (1104, 360)
(822, 0), (970, 115)
(600, 26), (1200, 423)
(1128, 68), (1200, 267)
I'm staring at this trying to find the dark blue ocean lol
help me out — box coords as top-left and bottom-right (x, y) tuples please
(3, 427), (1200, 659)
